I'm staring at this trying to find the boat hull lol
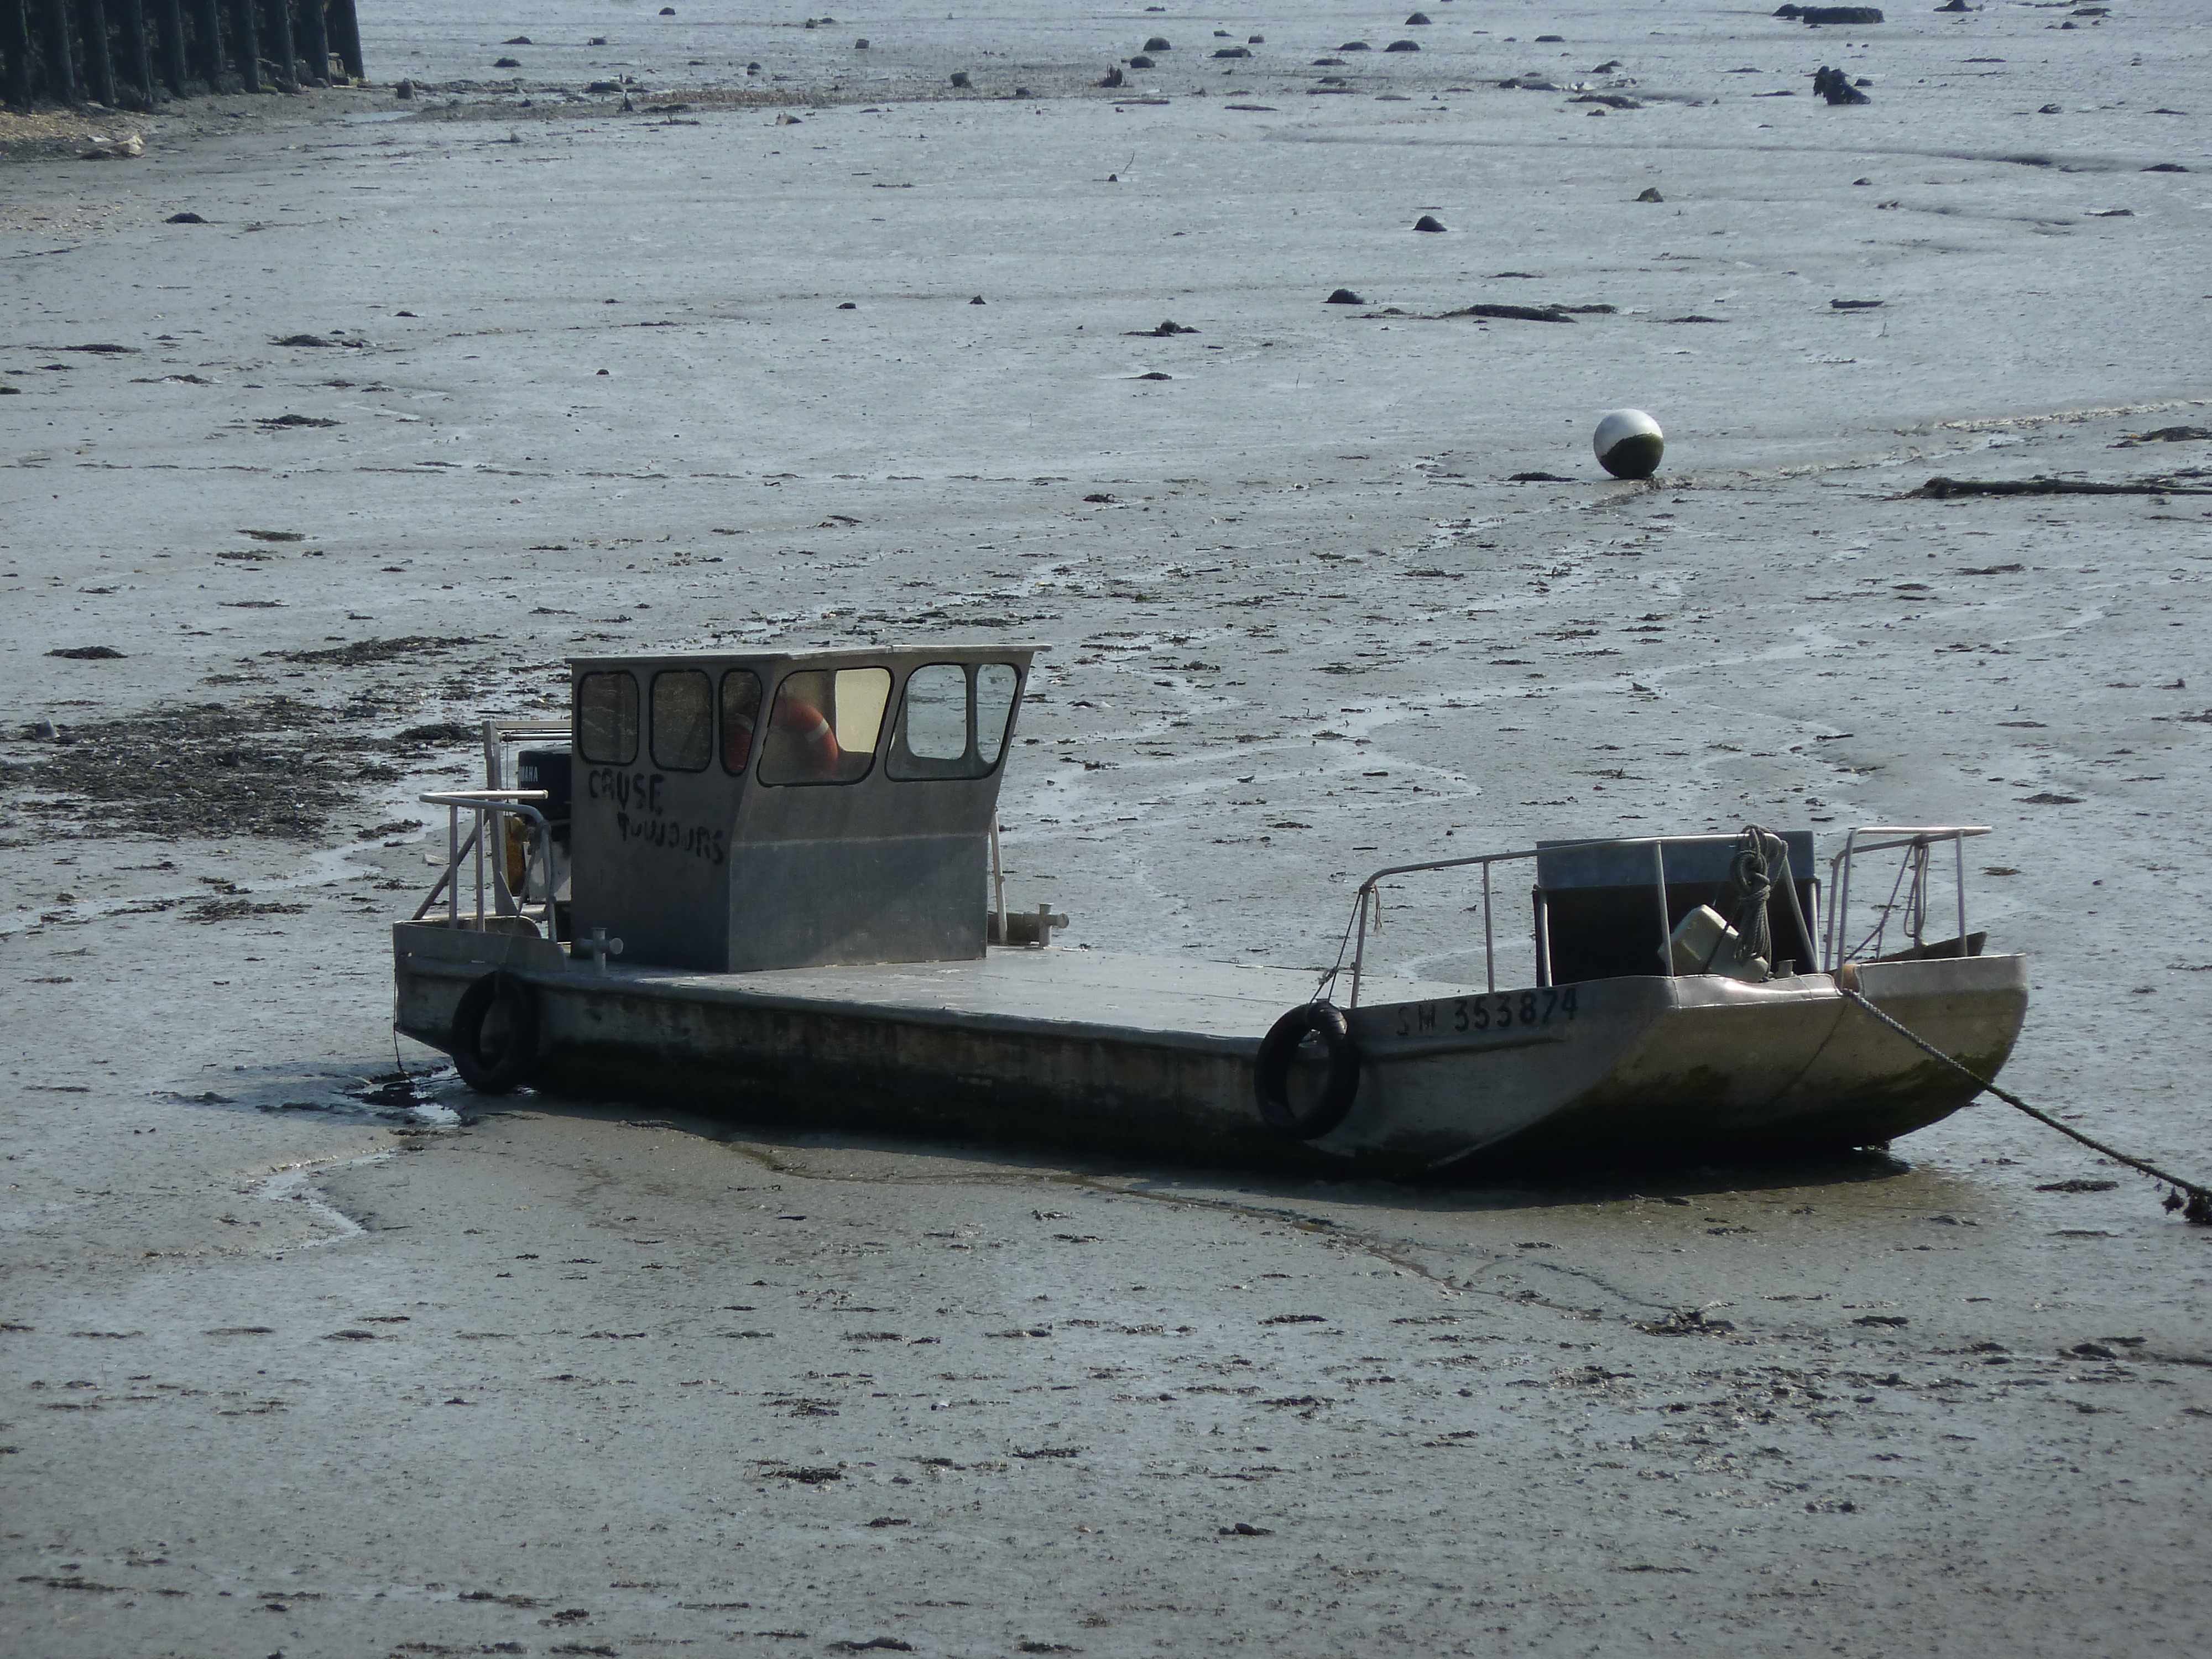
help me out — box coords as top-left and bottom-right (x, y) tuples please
(393, 925), (2028, 1178)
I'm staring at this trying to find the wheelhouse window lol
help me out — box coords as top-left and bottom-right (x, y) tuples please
(650, 670), (712, 771)
(576, 671), (638, 765)
(758, 666), (892, 785)
(720, 669), (764, 776)
(888, 661), (1024, 780)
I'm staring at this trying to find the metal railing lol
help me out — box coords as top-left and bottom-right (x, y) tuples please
(1821, 825), (1990, 972)
(412, 790), (552, 935)
(1338, 833), (1811, 1009)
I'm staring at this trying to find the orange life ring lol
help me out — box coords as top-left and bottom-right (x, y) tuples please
(727, 695), (839, 779)
(773, 696), (840, 779)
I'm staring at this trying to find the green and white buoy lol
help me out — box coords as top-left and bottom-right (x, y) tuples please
(1594, 408), (1664, 479)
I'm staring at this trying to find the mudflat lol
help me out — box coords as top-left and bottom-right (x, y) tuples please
(3, 1), (2208, 1653)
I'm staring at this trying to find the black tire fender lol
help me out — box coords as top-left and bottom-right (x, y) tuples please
(448, 971), (540, 1094)
(1254, 1000), (1361, 1139)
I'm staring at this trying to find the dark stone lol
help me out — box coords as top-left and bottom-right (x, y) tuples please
(950, 71), (971, 87)
(1795, 5), (1885, 21)
(1636, 186), (1663, 201)
(394, 79), (414, 99)
(1935, 0), (1970, 8)
(1406, 9), (1432, 20)
(1129, 56), (1155, 67)
(1340, 40), (1371, 50)
(1099, 66), (1123, 86)
(1446, 303), (1574, 322)
(48, 646), (126, 659)
(837, 301), (857, 309)
(854, 38), (869, 48)
(659, 6), (675, 13)
(1144, 35), (1171, 50)
(1813, 65), (1871, 102)
(588, 80), (622, 93)
(1213, 47), (1250, 58)
(1324, 289), (1364, 304)
(1312, 56), (1344, 65)
(969, 295), (986, 304)
(1830, 298), (1883, 308)
(494, 58), (521, 68)
(503, 35), (531, 45)
(1136, 371), (1172, 380)
(166, 211), (207, 223)
(1386, 39), (1421, 51)
(1248, 34), (1264, 43)
(2142, 161), (2189, 171)
(1413, 214), (1447, 232)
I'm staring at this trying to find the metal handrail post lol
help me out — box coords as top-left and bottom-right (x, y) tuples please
(1772, 849), (1813, 974)
(1953, 830), (1967, 948)
(1481, 860), (1495, 994)
(447, 803), (460, 927)
(989, 815), (1007, 945)
(1652, 842), (1672, 976)
(1832, 828), (1861, 971)
(1349, 888), (1372, 1009)
(473, 806), (486, 926)
(1823, 850), (1840, 972)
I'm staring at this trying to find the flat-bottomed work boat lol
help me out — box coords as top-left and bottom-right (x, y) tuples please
(391, 645), (2027, 1175)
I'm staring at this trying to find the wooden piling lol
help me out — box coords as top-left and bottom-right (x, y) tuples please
(189, 0), (220, 85)
(35, 0), (74, 101)
(223, 0), (253, 87)
(150, 0), (184, 92)
(259, 0), (289, 88)
(326, 0), (357, 82)
(3, 0), (33, 107)
(294, 0), (322, 82)
(114, 0), (153, 105)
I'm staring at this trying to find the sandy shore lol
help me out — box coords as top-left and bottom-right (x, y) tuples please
(3, 0), (2209, 1652)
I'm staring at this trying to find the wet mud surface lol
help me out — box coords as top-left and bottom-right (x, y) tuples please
(4, 0), (2210, 1651)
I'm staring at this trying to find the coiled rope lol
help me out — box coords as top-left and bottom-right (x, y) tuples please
(1840, 985), (2212, 1225)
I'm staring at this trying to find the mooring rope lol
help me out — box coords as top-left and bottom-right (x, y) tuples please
(1839, 985), (2212, 1224)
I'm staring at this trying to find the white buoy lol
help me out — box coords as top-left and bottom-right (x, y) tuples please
(1594, 408), (1664, 479)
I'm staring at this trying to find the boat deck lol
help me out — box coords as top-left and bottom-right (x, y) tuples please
(573, 946), (1477, 1044)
